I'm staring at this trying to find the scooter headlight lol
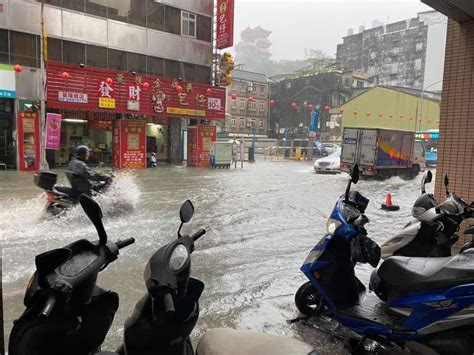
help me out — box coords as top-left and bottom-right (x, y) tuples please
(326, 218), (342, 234)
(168, 244), (189, 272)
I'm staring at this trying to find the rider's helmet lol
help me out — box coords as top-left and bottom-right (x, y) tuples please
(75, 145), (91, 159)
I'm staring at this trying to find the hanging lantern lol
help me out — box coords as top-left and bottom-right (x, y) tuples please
(307, 104), (314, 112)
(324, 105), (330, 112)
(428, 119), (432, 123)
(13, 64), (23, 73)
(410, 117), (414, 120)
(142, 81), (150, 89)
(366, 112), (371, 117)
(206, 88), (213, 95)
(106, 77), (113, 85)
(269, 99), (276, 108)
(176, 85), (183, 93)
(339, 107), (345, 113)
(231, 93), (237, 100)
(353, 111), (358, 116)
(389, 114), (394, 118)
(378, 113), (383, 118)
(400, 114), (404, 119)
(248, 96), (254, 103)
(61, 71), (70, 80)
(291, 102), (297, 109)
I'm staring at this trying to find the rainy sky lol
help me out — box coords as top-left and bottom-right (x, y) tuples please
(233, 0), (434, 60)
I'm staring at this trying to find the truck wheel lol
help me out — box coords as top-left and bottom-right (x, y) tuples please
(410, 165), (420, 178)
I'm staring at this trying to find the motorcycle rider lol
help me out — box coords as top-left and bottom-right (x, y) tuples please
(66, 145), (112, 197)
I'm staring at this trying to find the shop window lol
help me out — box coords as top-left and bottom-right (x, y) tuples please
(108, 48), (127, 71)
(63, 40), (85, 65)
(62, 0), (85, 12)
(10, 31), (38, 67)
(259, 102), (264, 113)
(231, 99), (237, 109)
(197, 15), (212, 42)
(128, 1), (146, 27)
(181, 11), (196, 38)
(147, 56), (164, 76)
(183, 63), (195, 82)
(259, 85), (266, 95)
(85, 0), (107, 18)
(147, 1), (164, 31)
(240, 82), (246, 91)
(0, 30), (8, 64)
(128, 53), (147, 74)
(86, 44), (107, 69)
(196, 65), (210, 84)
(259, 119), (264, 129)
(240, 118), (245, 128)
(165, 6), (181, 35)
(107, 0), (129, 23)
(231, 117), (236, 127)
(165, 59), (179, 79)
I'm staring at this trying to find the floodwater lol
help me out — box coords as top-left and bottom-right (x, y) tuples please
(0, 160), (429, 353)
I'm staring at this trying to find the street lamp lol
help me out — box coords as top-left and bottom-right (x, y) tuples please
(418, 80), (442, 132)
(39, 0), (49, 171)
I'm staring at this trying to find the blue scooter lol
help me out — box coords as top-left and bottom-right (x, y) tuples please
(296, 164), (474, 354)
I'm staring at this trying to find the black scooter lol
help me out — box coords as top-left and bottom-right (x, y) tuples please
(9, 195), (206, 355)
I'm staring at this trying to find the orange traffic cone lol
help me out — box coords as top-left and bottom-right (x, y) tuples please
(381, 193), (400, 211)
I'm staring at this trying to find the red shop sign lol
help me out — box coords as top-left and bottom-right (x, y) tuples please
(216, 0), (234, 49)
(46, 62), (226, 120)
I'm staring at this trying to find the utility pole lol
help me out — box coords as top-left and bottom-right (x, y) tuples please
(418, 80), (442, 132)
(39, 0), (49, 171)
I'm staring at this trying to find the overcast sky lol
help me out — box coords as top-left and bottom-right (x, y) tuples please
(232, 0), (434, 60)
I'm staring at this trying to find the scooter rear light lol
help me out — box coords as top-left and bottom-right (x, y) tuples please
(367, 167), (374, 172)
(46, 193), (55, 203)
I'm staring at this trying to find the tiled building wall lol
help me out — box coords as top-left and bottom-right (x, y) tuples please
(435, 19), (474, 245)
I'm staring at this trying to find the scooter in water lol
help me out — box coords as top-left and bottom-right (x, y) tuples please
(34, 171), (112, 216)
(380, 171), (474, 258)
(296, 165), (474, 354)
(10, 195), (314, 355)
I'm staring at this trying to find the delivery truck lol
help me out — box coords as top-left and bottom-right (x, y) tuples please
(340, 128), (426, 179)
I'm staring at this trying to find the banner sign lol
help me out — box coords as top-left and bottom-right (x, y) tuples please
(216, 0), (234, 49)
(113, 120), (146, 169)
(17, 112), (40, 171)
(310, 109), (320, 132)
(45, 113), (62, 150)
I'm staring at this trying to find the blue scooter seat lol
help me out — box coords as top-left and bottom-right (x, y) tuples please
(379, 253), (474, 294)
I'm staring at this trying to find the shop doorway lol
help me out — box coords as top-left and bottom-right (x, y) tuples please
(146, 123), (169, 162)
(0, 99), (15, 169)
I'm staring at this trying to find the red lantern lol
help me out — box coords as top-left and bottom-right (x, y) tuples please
(400, 114), (404, 119)
(353, 111), (358, 116)
(206, 88), (213, 95)
(142, 81), (150, 89)
(106, 77), (113, 85)
(248, 96), (254, 103)
(389, 114), (394, 118)
(410, 117), (414, 120)
(269, 99), (276, 108)
(366, 112), (371, 117)
(428, 119), (432, 123)
(324, 105), (330, 112)
(61, 71), (70, 80)
(307, 104), (314, 112)
(291, 102), (297, 109)
(339, 107), (345, 113)
(176, 85), (183, 93)
(231, 93), (237, 100)
(378, 113), (383, 118)
(13, 64), (23, 73)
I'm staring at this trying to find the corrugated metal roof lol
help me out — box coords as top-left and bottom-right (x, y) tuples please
(232, 69), (268, 83)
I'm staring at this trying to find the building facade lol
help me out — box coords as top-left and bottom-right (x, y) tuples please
(420, 0), (474, 246)
(0, 0), (224, 169)
(336, 11), (447, 90)
(225, 69), (269, 137)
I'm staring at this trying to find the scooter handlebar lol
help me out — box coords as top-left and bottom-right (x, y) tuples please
(116, 237), (135, 250)
(39, 293), (56, 319)
(191, 229), (206, 242)
(163, 292), (175, 315)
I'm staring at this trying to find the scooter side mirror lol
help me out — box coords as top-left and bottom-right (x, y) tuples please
(421, 170), (433, 194)
(80, 194), (108, 245)
(444, 174), (449, 197)
(345, 164), (359, 200)
(180, 200), (194, 224)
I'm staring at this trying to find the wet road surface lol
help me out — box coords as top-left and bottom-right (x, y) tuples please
(0, 160), (429, 353)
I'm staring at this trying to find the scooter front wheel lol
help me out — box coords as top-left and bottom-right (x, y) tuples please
(295, 281), (327, 317)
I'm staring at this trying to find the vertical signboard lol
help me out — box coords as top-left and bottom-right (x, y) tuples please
(17, 112), (40, 171)
(216, 0), (234, 49)
(113, 120), (146, 169)
(45, 113), (62, 150)
(187, 125), (216, 167)
(0, 64), (16, 98)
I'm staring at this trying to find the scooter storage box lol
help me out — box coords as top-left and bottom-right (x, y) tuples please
(34, 171), (57, 190)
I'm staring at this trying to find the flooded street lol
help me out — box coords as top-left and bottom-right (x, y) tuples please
(0, 160), (428, 353)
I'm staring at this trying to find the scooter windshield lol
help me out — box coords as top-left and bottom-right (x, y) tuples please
(328, 198), (360, 240)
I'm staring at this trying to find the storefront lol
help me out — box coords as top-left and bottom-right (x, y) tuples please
(45, 61), (225, 169)
(0, 65), (17, 169)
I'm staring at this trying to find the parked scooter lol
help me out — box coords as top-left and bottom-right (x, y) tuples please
(34, 171), (112, 216)
(380, 170), (473, 258)
(295, 165), (474, 354)
(147, 152), (158, 168)
(10, 195), (315, 355)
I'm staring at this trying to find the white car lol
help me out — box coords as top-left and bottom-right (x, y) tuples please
(314, 149), (341, 173)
